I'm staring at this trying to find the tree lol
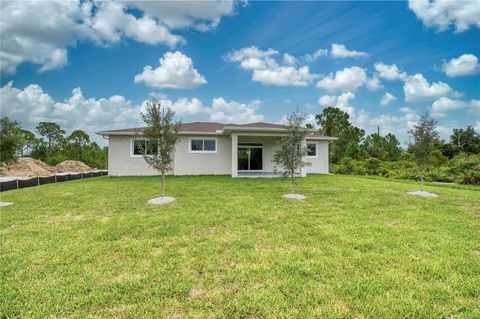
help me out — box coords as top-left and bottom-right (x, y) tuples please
(384, 133), (402, 161)
(315, 107), (365, 163)
(0, 117), (21, 163)
(363, 133), (387, 160)
(140, 102), (181, 197)
(68, 130), (90, 146)
(408, 112), (439, 189)
(17, 129), (37, 156)
(316, 106), (351, 137)
(450, 126), (480, 154)
(273, 110), (310, 194)
(36, 122), (65, 149)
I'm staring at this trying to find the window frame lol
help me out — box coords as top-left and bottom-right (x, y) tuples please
(306, 141), (318, 158)
(131, 138), (146, 157)
(188, 137), (217, 153)
(131, 138), (158, 157)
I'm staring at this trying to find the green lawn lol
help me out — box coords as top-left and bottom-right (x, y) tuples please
(1, 175), (479, 318)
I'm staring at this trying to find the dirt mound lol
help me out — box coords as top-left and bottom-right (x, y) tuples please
(0, 158), (93, 177)
(54, 160), (92, 173)
(0, 158), (54, 177)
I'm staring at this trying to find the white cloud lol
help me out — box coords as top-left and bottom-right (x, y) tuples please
(431, 97), (467, 117)
(303, 49), (329, 62)
(226, 46), (318, 86)
(318, 92), (356, 115)
(316, 66), (369, 92)
(366, 76), (383, 91)
(403, 74), (456, 102)
(330, 43), (367, 58)
(374, 63), (408, 81)
(126, 1), (236, 31)
(468, 99), (480, 117)
(380, 92), (397, 106)
(408, 0), (480, 32)
(0, 81), (142, 138)
(209, 98), (264, 123)
(283, 53), (297, 65)
(442, 54), (479, 77)
(1, 82), (265, 144)
(0, 0), (236, 74)
(134, 51), (207, 89)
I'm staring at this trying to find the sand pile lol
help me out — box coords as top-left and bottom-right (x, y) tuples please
(55, 160), (92, 173)
(0, 158), (53, 177)
(0, 158), (93, 177)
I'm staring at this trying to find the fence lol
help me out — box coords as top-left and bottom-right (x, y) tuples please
(0, 170), (108, 192)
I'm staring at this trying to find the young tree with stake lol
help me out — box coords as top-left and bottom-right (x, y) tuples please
(141, 102), (181, 197)
(272, 110), (310, 195)
(408, 112), (439, 190)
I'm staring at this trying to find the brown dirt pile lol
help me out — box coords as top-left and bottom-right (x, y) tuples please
(0, 158), (93, 177)
(55, 160), (92, 173)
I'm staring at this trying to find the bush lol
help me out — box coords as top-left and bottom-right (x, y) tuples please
(331, 153), (480, 185)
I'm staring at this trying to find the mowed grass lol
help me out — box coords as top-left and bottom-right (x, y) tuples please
(1, 175), (479, 318)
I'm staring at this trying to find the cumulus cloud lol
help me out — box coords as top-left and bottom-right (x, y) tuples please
(374, 63), (408, 81)
(330, 43), (367, 58)
(0, 0), (236, 74)
(209, 98), (264, 123)
(380, 92), (397, 106)
(431, 97), (467, 117)
(318, 92), (356, 115)
(303, 49), (328, 62)
(316, 66), (379, 92)
(226, 46), (318, 86)
(408, 0), (480, 32)
(1, 82), (265, 143)
(442, 54), (479, 77)
(0, 81), (142, 137)
(403, 74), (457, 102)
(134, 51), (207, 89)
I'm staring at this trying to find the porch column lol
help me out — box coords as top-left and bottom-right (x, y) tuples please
(231, 133), (238, 177)
(300, 138), (307, 177)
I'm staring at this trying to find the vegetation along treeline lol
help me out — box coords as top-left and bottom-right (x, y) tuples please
(0, 117), (107, 169)
(312, 107), (480, 185)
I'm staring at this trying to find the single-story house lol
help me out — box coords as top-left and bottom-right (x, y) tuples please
(96, 122), (337, 177)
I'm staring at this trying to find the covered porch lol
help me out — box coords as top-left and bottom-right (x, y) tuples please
(230, 132), (307, 178)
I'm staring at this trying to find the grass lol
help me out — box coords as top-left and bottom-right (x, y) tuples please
(1, 174), (479, 318)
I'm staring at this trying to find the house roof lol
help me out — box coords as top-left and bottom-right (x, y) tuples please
(96, 121), (337, 140)
(97, 122), (290, 134)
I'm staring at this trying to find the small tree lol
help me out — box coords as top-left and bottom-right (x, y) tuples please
(408, 112), (439, 190)
(141, 102), (181, 197)
(273, 110), (310, 194)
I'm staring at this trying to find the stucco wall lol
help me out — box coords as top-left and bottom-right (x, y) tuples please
(173, 136), (232, 175)
(305, 140), (330, 174)
(107, 134), (331, 176)
(108, 136), (160, 176)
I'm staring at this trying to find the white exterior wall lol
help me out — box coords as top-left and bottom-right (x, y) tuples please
(106, 134), (331, 176)
(173, 136), (231, 175)
(305, 140), (330, 174)
(107, 135), (159, 176)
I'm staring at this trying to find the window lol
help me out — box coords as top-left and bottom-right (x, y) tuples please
(307, 142), (318, 157)
(132, 139), (157, 156)
(189, 138), (217, 153)
(133, 139), (146, 156)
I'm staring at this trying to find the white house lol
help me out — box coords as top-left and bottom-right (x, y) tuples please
(96, 122), (337, 177)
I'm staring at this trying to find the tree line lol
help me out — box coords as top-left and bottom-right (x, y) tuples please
(0, 117), (107, 168)
(313, 107), (480, 184)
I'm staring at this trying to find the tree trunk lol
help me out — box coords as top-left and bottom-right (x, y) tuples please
(161, 171), (165, 196)
(419, 163), (424, 191)
(291, 171), (294, 194)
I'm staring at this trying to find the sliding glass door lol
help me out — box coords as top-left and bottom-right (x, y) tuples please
(238, 146), (262, 171)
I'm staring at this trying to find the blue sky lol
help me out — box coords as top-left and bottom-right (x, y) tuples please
(1, 0), (479, 146)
